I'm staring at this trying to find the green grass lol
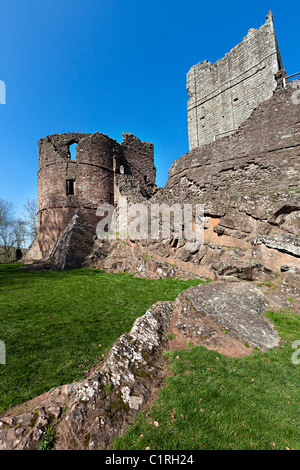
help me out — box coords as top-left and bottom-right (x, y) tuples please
(1, 263), (299, 450)
(112, 310), (300, 451)
(0, 263), (204, 413)
(39, 425), (57, 450)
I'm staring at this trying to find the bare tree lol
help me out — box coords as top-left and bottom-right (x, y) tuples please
(12, 219), (27, 249)
(0, 199), (29, 262)
(23, 199), (38, 244)
(0, 199), (15, 261)
(0, 198), (13, 228)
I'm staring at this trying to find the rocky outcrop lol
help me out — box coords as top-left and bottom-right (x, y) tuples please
(0, 301), (173, 450)
(0, 279), (282, 450)
(85, 195), (300, 282)
(253, 233), (300, 258)
(174, 279), (280, 353)
(84, 239), (204, 280)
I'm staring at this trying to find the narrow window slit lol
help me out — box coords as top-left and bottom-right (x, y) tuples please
(66, 179), (75, 196)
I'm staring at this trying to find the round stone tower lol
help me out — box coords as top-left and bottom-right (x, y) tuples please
(37, 132), (119, 254)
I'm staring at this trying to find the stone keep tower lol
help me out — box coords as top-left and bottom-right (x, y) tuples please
(37, 131), (156, 255)
(187, 11), (284, 150)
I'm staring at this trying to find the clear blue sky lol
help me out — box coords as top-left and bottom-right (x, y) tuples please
(0, 0), (299, 218)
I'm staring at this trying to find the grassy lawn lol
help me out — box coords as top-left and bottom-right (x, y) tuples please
(112, 310), (300, 450)
(1, 263), (299, 450)
(0, 263), (203, 414)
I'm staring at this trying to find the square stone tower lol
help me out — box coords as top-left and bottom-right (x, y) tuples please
(187, 11), (284, 150)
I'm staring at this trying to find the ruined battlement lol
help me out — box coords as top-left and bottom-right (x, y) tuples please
(187, 11), (284, 150)
(37, 131), (156, 254)
(156, 78), (300, 205)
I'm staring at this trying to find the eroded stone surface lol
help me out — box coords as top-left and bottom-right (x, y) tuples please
(175, 279), (280, 352)
(84, 239), (204, 280)
(0, 280), (284, 450)
(253, 233), (300, 258)
(0, 301), (174, 450)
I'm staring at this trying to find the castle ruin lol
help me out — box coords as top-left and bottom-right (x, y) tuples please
(187, 11), (284, 150)
(23, 11), (299, 277)
(3, 10), (299, 452)
(37, 132), (156, 256)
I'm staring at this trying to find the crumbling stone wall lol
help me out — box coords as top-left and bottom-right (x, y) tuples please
(187, 11), (284, 150)
(121, 133), (156, 192)
(160, 79), (300, 204)
(147, 79), (300, 278)
(37, 131), (156, 255)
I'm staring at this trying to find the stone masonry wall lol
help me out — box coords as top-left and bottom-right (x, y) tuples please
(147, 79), (300, 279)
(37, 132), (118, 254)
(187, 11), (283, 150)
(159, 78), (300, 205)
(37, 132), (156, 255)
(120, 133), (156, 194)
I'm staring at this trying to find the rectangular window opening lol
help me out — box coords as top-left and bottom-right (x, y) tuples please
(66, 179), (75, 196)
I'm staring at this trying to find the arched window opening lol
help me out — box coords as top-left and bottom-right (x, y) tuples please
(69, 143), (77, 161)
